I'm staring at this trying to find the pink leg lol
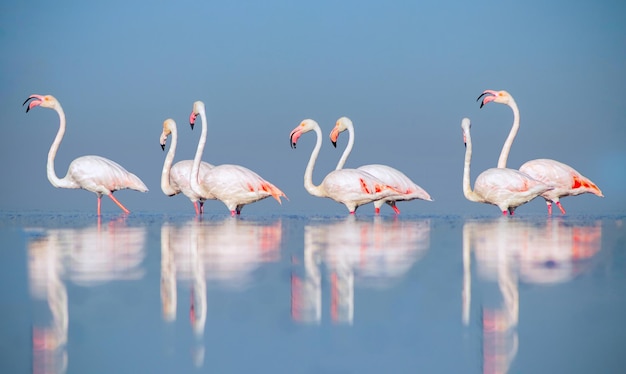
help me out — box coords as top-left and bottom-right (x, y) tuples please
(230, 210), (236, 216)
(392, 204), (400, 214)
(350, 211), (356, 215)
(108, 194), (130, 214)
(502, 211), (508, 215)
(556, 201), (566, 215)
(375, 207), (380, 214)
(97, 196), (102, 216)
(546, 201), (553, 215)
(193, 201), (200, 215)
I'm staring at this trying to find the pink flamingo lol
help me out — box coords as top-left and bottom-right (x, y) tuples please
(189, 101), (286, 216)
(330, 116), (433, 214)
(478, 90), (604, 214)
(290, 119), (401, 214)
(23, 94), (148, 215)
(160, 118), (215, 214)
(460, 118), (552, 215)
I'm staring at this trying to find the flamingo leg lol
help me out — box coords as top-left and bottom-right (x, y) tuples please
(556, 201), (566, 215)
(199, 201), (204, 214)
(375, 207), (380, 214)
(546, 201), (553, 215)
(391, 203), (400, 215)
(97, 195), (102, 216)
(107, 194), (131, 214)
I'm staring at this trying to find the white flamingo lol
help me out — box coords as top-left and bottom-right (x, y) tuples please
(160, 118), (215, 214)
(289, 119), (401, 214)
(189, 101), (286, 216)
(330, 116), (433, 214)
(478, 89), (603, 214)
(460, 118), (552, 215)
(23, 94), (148, 215)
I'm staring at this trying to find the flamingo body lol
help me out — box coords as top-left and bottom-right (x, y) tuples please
(519, 159), (603, 214)
(357, 164), (433, 213)
(478, 89), (603, 214)
(189, 101), (286, 215)
(290, 119), (400, 214)
(160, 118), (215, 214)
(461, 118), (552, 215)
(330, 116), (432, 214)
(198, 164), (286, 214)
(24, 94), (148, 215)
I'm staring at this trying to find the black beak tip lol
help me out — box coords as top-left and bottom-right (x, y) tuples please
(331, 141), (337, 148)
(161, 144), (165, 151)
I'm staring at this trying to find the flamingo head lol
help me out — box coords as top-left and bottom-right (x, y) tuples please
(477, 90), (513, 108)
(330, 116), (352, 148)
(461, 117), (471, 145)
(189, 100), (205, 130)
(23, 94), (59, 112)
(160, 118), (175, 151)
(290, 119), (319, 149)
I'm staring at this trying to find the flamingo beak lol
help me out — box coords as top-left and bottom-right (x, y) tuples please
(477, 90), (498, 108)
(23, 94), (45, 113)
(329, 127), (339, 148)
(290, 129), (301, 149)
(189, 112), (197, 130)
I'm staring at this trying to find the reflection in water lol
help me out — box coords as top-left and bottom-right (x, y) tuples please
(160, 217), (282, 367)
(462, 218), (602, 374)
(27, 217), (147, 374)
(292, 216), (431, 324)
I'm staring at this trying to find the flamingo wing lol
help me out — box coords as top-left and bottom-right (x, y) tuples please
(67, 155), (148, 194)
(520, 159), (603, 198)
(358, 164), (432, 201)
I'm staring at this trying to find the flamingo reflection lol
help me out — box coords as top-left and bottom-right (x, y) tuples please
(27, 217), (147, 374)
(462, 218), (602, 374)
(160, 217), (282, 367)
(292, 216), (431, 324)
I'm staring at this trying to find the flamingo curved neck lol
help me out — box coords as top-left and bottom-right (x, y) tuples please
(335, 123), (354, 170)
(47, 105), (76, 189)
(304, 125), (325, 198)
(497, 99), (520, 169)
(191, 107), (211, 196)
(161, 125), (178, 196)
(462, 129), (482, 203)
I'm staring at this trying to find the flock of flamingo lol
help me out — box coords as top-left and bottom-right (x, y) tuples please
(23, 90), (603, 216)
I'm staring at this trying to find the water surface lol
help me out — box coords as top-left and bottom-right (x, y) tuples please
(1, 212), (624, 373)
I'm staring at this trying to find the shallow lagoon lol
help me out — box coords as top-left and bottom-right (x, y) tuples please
(1, 212), (625, 373)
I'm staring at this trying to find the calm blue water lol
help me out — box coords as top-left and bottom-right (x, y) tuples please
(1, 212), (624, 374)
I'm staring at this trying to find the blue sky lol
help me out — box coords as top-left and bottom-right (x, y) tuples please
(1, 0), (624, 215)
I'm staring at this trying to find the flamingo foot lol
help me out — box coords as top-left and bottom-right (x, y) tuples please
(556, 201), (566, 215)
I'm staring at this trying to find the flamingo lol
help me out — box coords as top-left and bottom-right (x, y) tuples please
(289, 119), (401, 214)
(478, 89), (604, 214)
(460, 118), (552, 215)
(330, 116), (433, 214)
(23, 94), (148, 215)
(189, 101), (286, 216)
(160, 118), (215, 214)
